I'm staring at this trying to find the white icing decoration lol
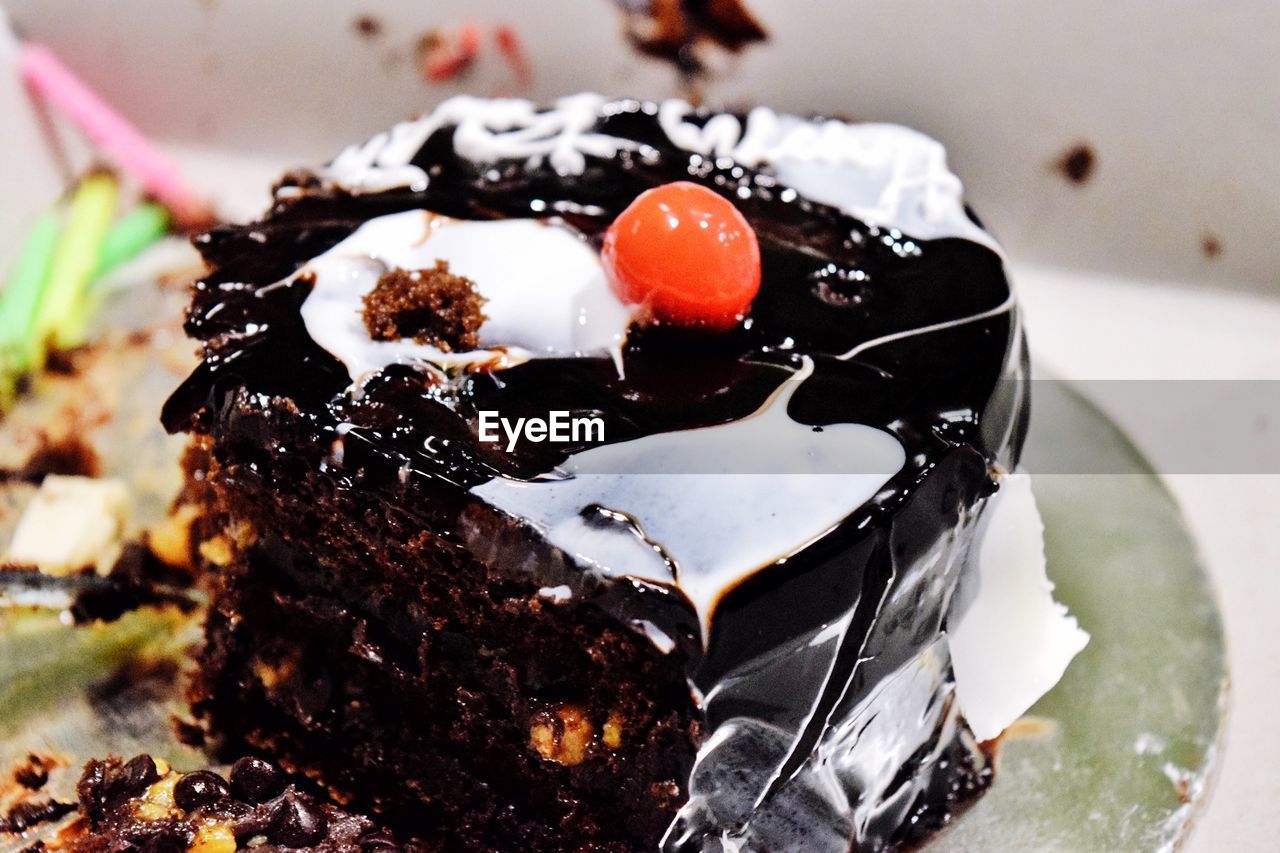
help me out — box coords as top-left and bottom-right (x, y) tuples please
(658, 101), (1001, 254)
(471, 358), (906, 638)
(319, 94), (1000, 253)
(320, 92), (643, 191)
(295, 211), (635, 381)
(948, 470), (1090, 741)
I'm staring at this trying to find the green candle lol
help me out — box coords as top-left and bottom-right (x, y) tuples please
(93, 202), (171, 282)
(72, 201), (173, 337)
(35, 171), (119, 354)
(0, 209), (62, 396)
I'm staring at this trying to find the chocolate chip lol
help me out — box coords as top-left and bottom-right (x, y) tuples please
(77, 760), (109, 821)
(230, 756), (284, 803)
(358, 829), (401, 851)
(174, 770), (231, 811)
(107, 755), (159, 803)
(124, 755), (160, 787)
(268, 793), (328, 847)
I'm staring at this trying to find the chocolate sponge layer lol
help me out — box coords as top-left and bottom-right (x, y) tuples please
(190, 400), (701, 852)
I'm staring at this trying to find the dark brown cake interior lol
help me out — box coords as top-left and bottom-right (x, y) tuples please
(190, 400), (701, 851)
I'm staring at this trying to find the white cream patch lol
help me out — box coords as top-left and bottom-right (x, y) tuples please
(948, 471), (1089, 741)
(296, 211), (635, 381)
(471, 359), (906, 638)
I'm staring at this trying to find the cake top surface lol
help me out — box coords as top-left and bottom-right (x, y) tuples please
(165, 93), (1021, 638)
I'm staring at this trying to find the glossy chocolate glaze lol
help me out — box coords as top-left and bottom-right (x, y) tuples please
(164, 99), (1027, 851)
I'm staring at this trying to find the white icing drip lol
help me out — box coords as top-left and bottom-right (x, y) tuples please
(471, 358), (906, 638)
(948, 471), (1090, 741)
(295, 211), (635, 382)
(836, 293), (1016, 362)
(318, 94), (1000, 253)
(632, 619), (677, 654)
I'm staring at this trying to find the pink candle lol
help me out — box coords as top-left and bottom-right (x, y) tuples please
(20, 43), (211, 228)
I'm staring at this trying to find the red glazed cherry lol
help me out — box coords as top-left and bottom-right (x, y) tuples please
(602, 181), (761, 329)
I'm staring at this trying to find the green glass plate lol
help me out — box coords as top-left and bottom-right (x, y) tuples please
(0, 273), (1226, 851)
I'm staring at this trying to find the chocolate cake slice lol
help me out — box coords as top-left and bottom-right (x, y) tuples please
(163, 95), (1086, 851)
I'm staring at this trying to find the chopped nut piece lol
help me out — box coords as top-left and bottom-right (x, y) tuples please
(147, 503), (202, 569)
(147, 775), (178, 807)
(602, 712), (624, 748)
(189, 822), (238, 853)
(133, 773), (180, 821)
(529, 704), (594, 766)
(198, 534), (234, 567)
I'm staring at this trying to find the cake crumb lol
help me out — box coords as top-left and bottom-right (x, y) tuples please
(361, 262), (486, 352)
(1055, 143), (1097, 185)
(352, 15), (382, 39)
(530, 705), (594, 766)
(0, 798), (74, 834)
(11, 432), (101, 481)
(618, 0), (767, 76)
(11, 753), (64, 791)
(1163, 762), (1194, 805)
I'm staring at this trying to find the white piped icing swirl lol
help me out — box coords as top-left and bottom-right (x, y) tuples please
(321, 93), (645, 192)
(317, 93), (1001, 254)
